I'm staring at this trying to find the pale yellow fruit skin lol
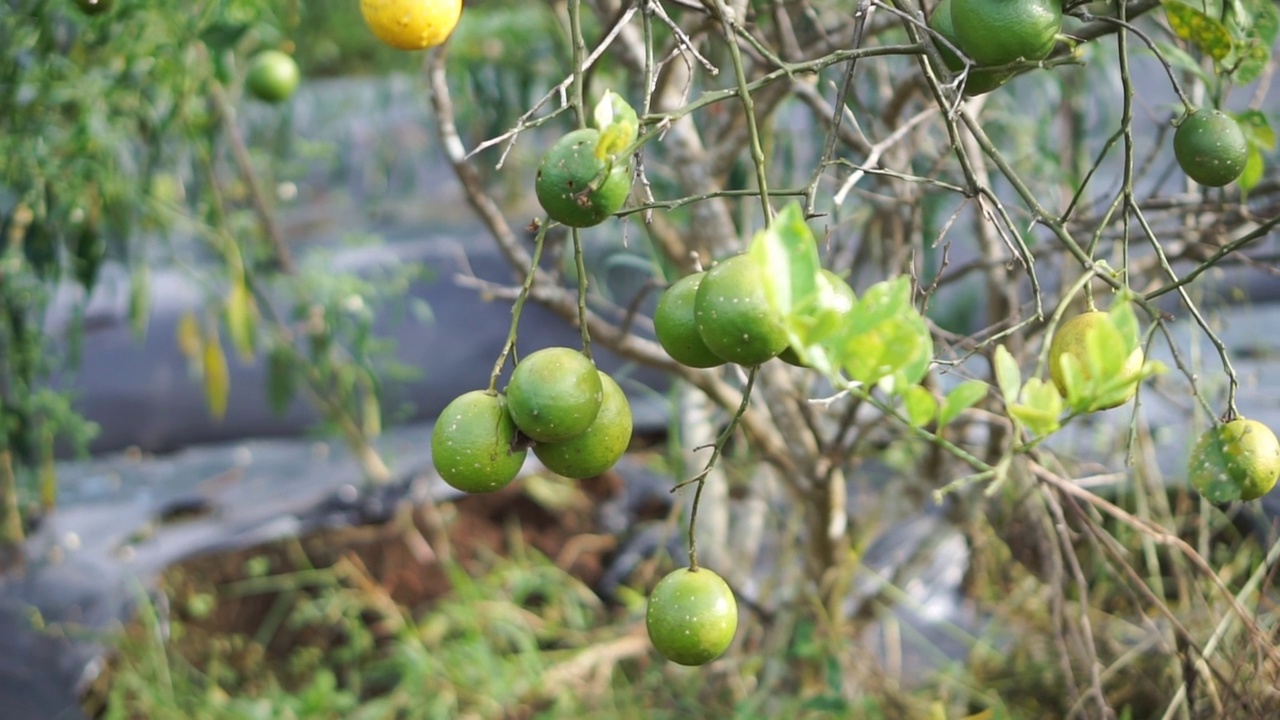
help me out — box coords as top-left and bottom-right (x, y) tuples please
(1048, 311), (1143, 411)
(360, 0), (463, 51)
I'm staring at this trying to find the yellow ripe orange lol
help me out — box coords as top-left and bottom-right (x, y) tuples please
(360, 0), (463, 51)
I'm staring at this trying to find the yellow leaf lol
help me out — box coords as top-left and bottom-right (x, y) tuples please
(176, 311), (202, 360)
(202, 328), (230, 421)
(361, 390), (382, 439)
(226, 280), (257, 362)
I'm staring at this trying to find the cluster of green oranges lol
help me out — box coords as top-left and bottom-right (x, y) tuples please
(431, 347), (633, 493)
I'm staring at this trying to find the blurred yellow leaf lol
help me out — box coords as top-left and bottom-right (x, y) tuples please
(226, 280), (257, 362)
(361, 388), (382, 439)
(202, 328), (230, 421)
(176, 311), (202, 360)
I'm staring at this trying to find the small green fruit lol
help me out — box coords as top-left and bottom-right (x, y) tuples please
(694, 254), (790, 366)
(1173, 109), (1248, 188)
(655, 272), (727, 369)
(645, 567), (738, 666)
(1189, 418), (1280, 503)
(431, 391), (527, 493)
(245, 50), (301, 104)
(535, 129), (632, 228)
(506, 347), (603, 443)
(533, 371), (632, 479)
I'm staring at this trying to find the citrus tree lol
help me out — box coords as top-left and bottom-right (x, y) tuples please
(415, 0), (1280, 714)
(4, 0), (1280, 715)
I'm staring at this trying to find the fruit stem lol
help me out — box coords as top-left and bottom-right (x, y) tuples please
(685, 365), (760, 571)
(572, 229), (592, 360)
(489, 220), (551, 394)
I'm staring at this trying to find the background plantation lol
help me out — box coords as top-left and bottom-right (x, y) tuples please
(4, 0), (1280, 718)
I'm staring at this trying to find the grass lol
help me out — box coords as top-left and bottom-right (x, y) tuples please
(80, 446), (1280, 720)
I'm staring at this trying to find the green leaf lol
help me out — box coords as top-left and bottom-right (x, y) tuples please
(1107, 301), (1141, 354)
(1239, 145), (1264, 193)
(904, 385), (938, 428)
(844, 316), (929, 388)
(994, 345), (1021, 405)
(1057, 352), (1089, 411)
(593, 90), (638, 160)
(1151, 41), (1212, 84)
(939, 380), (988, 427)
(1163, 1), (1235, 61)
(1240, 0), (1280, 45)
(199, 21), (251, 53)
(1231, 40), (1272, 84)
(846, 276), (912, 337)
(266, 346), (298, 415)
(129, 264), (150, 341)
(826, 275), (933, 389)
(1235, 110), (1276, 150)
(896, 314), (935, 387)
(754, 203), (820, 318)
(1010, 378), (1063, 437)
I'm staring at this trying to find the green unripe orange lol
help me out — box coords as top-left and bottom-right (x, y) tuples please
(950, 0), (1061, 67)
(535, 129), (632, 228)
(505, 347), (603, 443)
(927, 0), (1014, 97)
(645, 567), (738, 666)
(533, 371), (632, 479)
(245, 50), (301, 104)
(431, 391), (527, 493)
(1189, 418), (1280, 503)
(655, 272), (727, 369)
(694, 254), (790, 366)
(1173, 109), (1248, 188)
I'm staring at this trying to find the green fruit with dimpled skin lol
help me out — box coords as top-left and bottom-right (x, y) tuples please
(535, 129), (633, 228)
(950, 0), (1061, 67)
(1189, 418), (1280, 503)
(655, 272), (727, 369)
(534, 371), (632, 479)
(694, 254), (790, 366)
(1173, 109), (1248, 188)
(645, 567), (738, 666)
(927, 0), (1013, 97)
(505, 347), (603, 443)
(431, 391), (527, 493)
